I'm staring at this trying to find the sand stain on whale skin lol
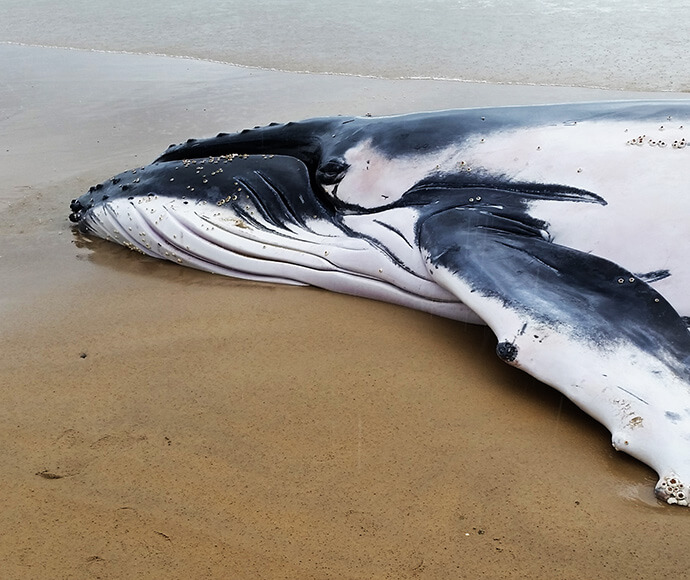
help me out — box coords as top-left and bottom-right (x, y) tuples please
(70, 100), (690, 506)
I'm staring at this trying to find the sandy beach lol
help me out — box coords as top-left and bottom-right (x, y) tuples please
(3, 43), (690, 578)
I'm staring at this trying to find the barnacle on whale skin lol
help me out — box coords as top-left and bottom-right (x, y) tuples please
(656, 475), (690, 506)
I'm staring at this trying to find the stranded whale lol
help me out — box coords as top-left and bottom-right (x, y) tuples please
(69, 101), (690, 506)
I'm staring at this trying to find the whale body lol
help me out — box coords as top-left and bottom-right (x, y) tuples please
(70, 101), (690, 506)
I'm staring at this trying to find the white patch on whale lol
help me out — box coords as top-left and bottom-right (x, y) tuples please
(335, 139), (459, 208)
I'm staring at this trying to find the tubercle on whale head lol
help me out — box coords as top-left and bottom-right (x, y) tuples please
(153, 116), (356, 168)
(69, 172), (143, 226)
(69, 184), (104, 224)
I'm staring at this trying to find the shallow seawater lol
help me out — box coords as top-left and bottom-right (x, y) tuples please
(618, 482), (666, 509)
(1, 0), (689, 91)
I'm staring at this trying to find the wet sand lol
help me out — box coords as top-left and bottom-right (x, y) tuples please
(2, 44), (690, 578)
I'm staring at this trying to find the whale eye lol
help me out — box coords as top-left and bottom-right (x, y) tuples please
(316, 159), (349, 186)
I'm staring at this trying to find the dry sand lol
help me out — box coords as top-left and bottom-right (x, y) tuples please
(2, 44), (690, 578)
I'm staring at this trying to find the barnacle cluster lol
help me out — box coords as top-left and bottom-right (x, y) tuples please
(657, 475), (689, 506)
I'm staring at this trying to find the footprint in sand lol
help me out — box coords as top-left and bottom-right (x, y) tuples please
(35, 428), (148, 480)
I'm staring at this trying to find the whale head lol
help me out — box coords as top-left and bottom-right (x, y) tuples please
(68, 116), (479, 321)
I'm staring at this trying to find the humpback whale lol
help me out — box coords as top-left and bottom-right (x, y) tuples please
(69, 101), (690, 506)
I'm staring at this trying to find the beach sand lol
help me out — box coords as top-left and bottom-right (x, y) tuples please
(2, 44), (690, 578)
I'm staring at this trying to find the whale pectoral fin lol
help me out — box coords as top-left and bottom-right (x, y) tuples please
(420, 206), (690, 365)
(419, 204), (690, 391)
(419, 205), (690, 503)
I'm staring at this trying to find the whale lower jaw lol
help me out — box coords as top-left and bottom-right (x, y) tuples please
(79, 194), (482, 323)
